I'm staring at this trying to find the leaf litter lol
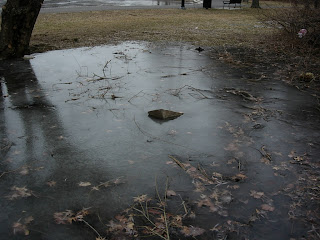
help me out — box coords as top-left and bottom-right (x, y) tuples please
(12, 216), (34, 236)
(6, 186), (33, 200)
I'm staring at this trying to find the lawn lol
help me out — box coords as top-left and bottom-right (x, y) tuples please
(31, 7), (277, 51)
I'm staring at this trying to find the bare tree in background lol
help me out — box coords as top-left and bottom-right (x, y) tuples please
(251, 0), (260, 8)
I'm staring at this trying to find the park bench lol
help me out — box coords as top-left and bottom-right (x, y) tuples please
(223, 0), (242, 9)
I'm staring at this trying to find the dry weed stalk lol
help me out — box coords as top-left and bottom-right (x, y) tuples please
(132, 177), (171, 240)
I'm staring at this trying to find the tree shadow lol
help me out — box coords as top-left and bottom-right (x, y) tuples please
(0, 60), (116, 239)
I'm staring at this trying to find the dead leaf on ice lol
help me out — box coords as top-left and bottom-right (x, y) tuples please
(19, 167), (29, 175)
(133, 194), (149, 203)
(166, 190), (177, 197)
(96, 237), (106, 240)
(7, 186), (32, 200)
(13, 222), (29, 235)
(231, 173), (247, 181)
(261, 157), (271, 165)
(261, 204), (275, 212)
(197, 198), (217, 212)
(181, 226), (205, 237)
(46, 181), (56, 187)
(54, 209), (90, 225)
(78, 182), (92, 187)
(54, 210), (74, 224)
(24, 216), (34, 224)
(212, 172), (223, 178)
(250, 190), (264, 199)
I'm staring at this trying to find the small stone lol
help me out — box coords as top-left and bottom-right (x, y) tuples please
(148, 109), (183, 120)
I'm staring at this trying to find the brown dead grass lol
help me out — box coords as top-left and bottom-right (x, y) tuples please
(31, 8), (277, 52)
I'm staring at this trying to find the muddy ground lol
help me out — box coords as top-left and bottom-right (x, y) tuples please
(0, 41), (320, 240)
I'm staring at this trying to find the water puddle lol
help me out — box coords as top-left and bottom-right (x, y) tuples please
(0, 42), (319, 239)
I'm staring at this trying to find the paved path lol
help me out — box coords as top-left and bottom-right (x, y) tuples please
(40, 1), (228, 13)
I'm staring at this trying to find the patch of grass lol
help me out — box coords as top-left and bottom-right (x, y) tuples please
(31, 8), (277, 51)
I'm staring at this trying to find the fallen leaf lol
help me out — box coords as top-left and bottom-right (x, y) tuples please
(249, 214), (258, 222)
(227, 159), (237, 164)
(218, 209), (228, 217)
(113, 177), (126, 185)
(261, 157), (271, 165)
(46, 181), (56, 187)
(133, 194), (148, 203)
(7, 186), (32, 200)
(239, 199), (249, 204)
(71, 208), (90, 223)
(13, 222), (29, 235)
(197, 198), (217, 212)
(34, 166), (44, 171)
(250, 190), (264, 199)
(181, 226), (205, 237)
(209, 191), (219, 201)
(212, 172), (222, 178)
(173, 215), (182, 224)
(273, 152), (282, 156)
(78, 182), (91, 187)
(231, 173), (247, 181)
(126, 222), (134, 230)
(96, 237), (106, 240)
(24, 216), (34, 224)
(193, 181), (206, 192)
(107, 220), (123, 232)
(261, 204), (275, 212)
(53, 210), (74, 224)
(166, 190), (177, 197)
(288, 150), (296, 158)
(19, 167), (29, 175)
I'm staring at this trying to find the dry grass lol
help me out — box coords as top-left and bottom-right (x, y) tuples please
(31, 8), (277, 51)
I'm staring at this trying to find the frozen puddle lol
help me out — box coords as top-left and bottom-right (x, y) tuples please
(1, 42), (320, 239)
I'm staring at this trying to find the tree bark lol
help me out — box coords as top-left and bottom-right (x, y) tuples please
(0, 0), (43, 59)
(251, 0), (260, 8)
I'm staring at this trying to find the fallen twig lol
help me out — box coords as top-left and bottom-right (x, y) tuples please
(128, 90), (144, 103)
(168, 155), (186, 171)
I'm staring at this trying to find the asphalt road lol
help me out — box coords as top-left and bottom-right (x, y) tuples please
(0, 0), (241, 14)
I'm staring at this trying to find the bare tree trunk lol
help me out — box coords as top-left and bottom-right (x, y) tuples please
(315, 0), (319, 9)
(0, 0), (43, 59)
(251, 0), (260, 8)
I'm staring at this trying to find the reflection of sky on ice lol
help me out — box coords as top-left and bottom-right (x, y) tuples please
(1, 41), (319, 240)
